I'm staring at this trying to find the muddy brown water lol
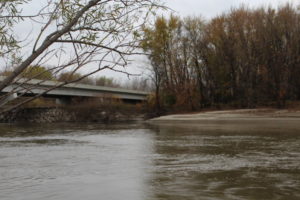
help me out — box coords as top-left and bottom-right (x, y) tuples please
(0, 120), (299, 200)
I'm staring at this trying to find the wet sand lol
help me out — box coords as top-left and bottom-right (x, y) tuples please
(150, 109), (300, 122)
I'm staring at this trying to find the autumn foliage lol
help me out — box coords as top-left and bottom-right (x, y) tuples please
(141, 4), (300, 111)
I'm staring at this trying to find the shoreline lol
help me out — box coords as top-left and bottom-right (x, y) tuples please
(2, 107), (300, 124)
(149, 109), (300, 122)
(0, 107), (145, 123)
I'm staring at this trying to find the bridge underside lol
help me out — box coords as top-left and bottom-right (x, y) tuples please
(0, 76), (148, 107)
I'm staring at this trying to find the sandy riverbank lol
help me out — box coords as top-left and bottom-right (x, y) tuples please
(149, 109), (300, 122)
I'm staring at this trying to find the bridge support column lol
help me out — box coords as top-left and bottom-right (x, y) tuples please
(55, 97), (71, 105)
(0, 93), (18, 107)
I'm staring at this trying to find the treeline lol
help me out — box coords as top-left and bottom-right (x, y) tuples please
(141, 4), (300, 111)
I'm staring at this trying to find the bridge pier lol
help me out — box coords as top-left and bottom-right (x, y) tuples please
(0, 93), (18, 107)
(55, 97), (72, 105)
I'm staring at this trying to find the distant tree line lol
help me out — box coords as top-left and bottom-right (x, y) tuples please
(141, 4), (300, 111)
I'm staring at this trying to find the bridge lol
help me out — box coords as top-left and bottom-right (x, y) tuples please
(0, 76), (149, 106)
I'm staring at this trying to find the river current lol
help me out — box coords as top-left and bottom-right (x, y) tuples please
(0, 121), (299, 200)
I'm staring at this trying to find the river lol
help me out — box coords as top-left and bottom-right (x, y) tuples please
(0, 121), (300, 200)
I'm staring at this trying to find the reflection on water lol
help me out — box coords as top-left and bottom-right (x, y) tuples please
(0, 121), (299, 200)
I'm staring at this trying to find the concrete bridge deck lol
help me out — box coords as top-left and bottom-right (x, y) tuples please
(0, 76), (149, 103)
